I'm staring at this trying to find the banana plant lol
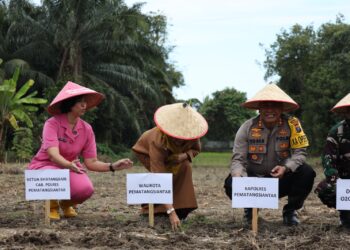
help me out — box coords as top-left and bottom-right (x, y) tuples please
(0, 66), (47, 162)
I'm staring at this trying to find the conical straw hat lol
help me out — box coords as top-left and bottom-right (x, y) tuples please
(242, 84), (299, 111)
(47, 81), (105, 115)
(331, 93), (350, 113)
(154, 103), (208, 140)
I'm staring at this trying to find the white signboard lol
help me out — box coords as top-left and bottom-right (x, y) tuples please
(25, 170), (70, 200)
(336, 179), (350, 210)
(127, 173), (173, 204)
(232, 177), (279, 209)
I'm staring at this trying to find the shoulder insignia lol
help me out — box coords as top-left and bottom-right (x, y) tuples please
(288, 117), (309, 149)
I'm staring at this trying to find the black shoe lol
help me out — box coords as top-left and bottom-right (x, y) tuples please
(283, 210), (299, 226)
(243, 208), (252, 226)
(340, 220), (350, 229)
(339, 211), (350, 229)
(339, 221), (350, 229)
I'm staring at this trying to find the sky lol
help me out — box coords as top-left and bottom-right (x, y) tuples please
(123, 0), (350, 102)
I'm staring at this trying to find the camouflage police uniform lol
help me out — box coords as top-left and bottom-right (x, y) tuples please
(315, 119), (350, 226)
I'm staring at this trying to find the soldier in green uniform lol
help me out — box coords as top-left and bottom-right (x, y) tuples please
(315, 93), (350, 228)
(224, 84), (316, 226)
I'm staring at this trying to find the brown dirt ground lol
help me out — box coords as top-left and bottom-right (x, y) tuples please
(0, 162), (349, 250)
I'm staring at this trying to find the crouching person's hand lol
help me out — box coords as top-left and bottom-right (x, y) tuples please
(111, 158), (133, 171)
(168, 209), (181, 231)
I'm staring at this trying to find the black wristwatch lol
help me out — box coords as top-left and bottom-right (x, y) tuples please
(109, 163), (115, 172)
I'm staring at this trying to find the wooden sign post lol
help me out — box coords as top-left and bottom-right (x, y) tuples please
(149, 203), (155, 227)
(45, 200), (51, 225)
(252, 208), (258, 234)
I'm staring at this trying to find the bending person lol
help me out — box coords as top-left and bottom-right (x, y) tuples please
(132, 103), (208, 230)
(28, 81), (133, 220)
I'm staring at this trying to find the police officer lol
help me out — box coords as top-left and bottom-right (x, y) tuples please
(224, 84), (315, 226)
(315, 93), (350, 228)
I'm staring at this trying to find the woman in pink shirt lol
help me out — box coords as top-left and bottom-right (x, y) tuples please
(28, 81), (133, 220)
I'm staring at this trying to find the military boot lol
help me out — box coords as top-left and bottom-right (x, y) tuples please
(49, 200), (60, 220)
(60, 200), (78, 218)
(282, 195), (305, 226)
(282, 208), (299, 226)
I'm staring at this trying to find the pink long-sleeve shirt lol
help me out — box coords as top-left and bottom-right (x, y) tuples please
(28, 114), (97, 170)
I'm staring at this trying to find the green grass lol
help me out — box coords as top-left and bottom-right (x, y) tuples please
(193, 152), (232, 167)
(180, 214), (214, 231)
(193, 152), (322, 169)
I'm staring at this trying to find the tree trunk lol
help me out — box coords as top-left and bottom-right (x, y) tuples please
(57, 48), (68, 81)
(73, 42), (82, 83)
(0, 123), (4, 163)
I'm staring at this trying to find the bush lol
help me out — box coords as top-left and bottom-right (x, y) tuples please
(12, 128), (33, 162)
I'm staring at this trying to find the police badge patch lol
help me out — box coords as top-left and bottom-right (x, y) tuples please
(251, 128), (262, 138)
(278, 129), (289, 136)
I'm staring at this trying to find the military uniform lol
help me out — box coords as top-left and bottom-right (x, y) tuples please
(315, 119), (350, 226)
(322, 120), (350, 179)
(314, 93), (350, 228)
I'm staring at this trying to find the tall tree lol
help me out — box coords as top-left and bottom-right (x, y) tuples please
(2, 0), (184, 148)
(263, 23), (316, 117)
(263, 15), (350, 153)
(199, 88), (255, 141)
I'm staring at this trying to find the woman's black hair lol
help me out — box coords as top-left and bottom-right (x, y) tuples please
(59, 95), (84, 113)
